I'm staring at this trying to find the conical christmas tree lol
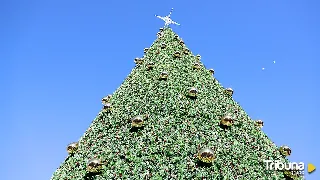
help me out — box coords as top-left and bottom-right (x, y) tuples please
(51, 11), (303, 180)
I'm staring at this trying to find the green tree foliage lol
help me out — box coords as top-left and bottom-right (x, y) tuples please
(51, 28), (301, 180)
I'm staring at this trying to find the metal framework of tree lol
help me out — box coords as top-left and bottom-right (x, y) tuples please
(51, 10), (302, 180)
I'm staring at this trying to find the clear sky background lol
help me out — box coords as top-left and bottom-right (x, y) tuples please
(1, 0), (319, 179)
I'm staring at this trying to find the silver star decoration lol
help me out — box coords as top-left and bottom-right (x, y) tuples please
(155, 8), (180, 27)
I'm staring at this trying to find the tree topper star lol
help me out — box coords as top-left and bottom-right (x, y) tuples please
(155, 8), (180, 27)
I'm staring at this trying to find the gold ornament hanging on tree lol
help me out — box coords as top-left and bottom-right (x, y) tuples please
(147, 62), (154, 70)
(134, 58), (143, 64)
(193, 63), (201, 70)
(101, 95), (112, 105)
(179, 40), (184, 45)
(131, 115), (144, 128)
(279, 145), (291, 156)
(103, 103), (112, 112)
(225, 88), (233, 96)
(67, 142), (78, 154)
(188, 87), (198, 97)
(161, 42), (166, 49)
(221, 114), (234, 126)
(209, 69), (215, 75)
(87, 159), (103, 173)
(157, 32), (163, 38)
(197, 148), (215, 163)
(184, 49), (190, 54)
(255, 120), (264, 128)
(196, 54), (201, 60)
(159, 71), (168, 80)
(173, 51), (181, 58)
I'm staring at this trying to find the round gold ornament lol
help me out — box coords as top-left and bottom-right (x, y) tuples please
(144, 48), (149, 53)
(87, 159), (103, 173)
(101, 95), (112, 105)
(134, 57), (143, 64)
(159, 71), (168, 80)
(188, 87), (198, 97)
(221, 115), (234, 126)
(67, 142), (78, 154)
(179, 40), (184, 45)
(103, 103), (112, 112)
(147, 62), (154, 70)
(255, 120), (264, 128)
(131, 115), (144, 128)
(173, 51), (181, 58)
(209, 69), (215, 75)
(161, 42), (166, 49)
(184, 49), (190, 54)
(193, 63), (201, 70)
(197, 148), (215, 163)
(196, 54), (201, 60)
(225, 88), (233, 96)
(279, 145), (291, 156)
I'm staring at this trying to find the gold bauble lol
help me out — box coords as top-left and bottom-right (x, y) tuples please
(173, 51), (181, 58)
(67, 142), (78, 154)
(193, 63), (201, 69)
(279, 145), (291, 156)
(188, 87), (198, 97)
(221, 115), (234, 126)
(131, 115), (144, 128)
(147, 62), (154, 70)
(87, 159), (103, 173)
(209, 69), (215, 75)
(225, 88), (233, 96)
(184, 49), (190, 54)
(197, 148), (215, 163)
(256, 120), (264, 128)
(103, 103), (112, 112)
(134, 57), (143, 64)
(179, 40), (184, 45)
(144, 48), (149, 53)
(157, 32), (163, 38)
(159, 71), (168, 80)
(161, 42), (166, 49)
(101, 95), (112, 105)
(196, 54), (201, 60)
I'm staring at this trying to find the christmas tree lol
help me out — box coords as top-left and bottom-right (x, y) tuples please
(51, 9), (302, 180)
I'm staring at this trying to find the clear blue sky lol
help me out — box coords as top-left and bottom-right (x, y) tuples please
(1, 0), (319, 179)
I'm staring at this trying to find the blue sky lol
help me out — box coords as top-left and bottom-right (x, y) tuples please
(1, 0), (319, 179)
